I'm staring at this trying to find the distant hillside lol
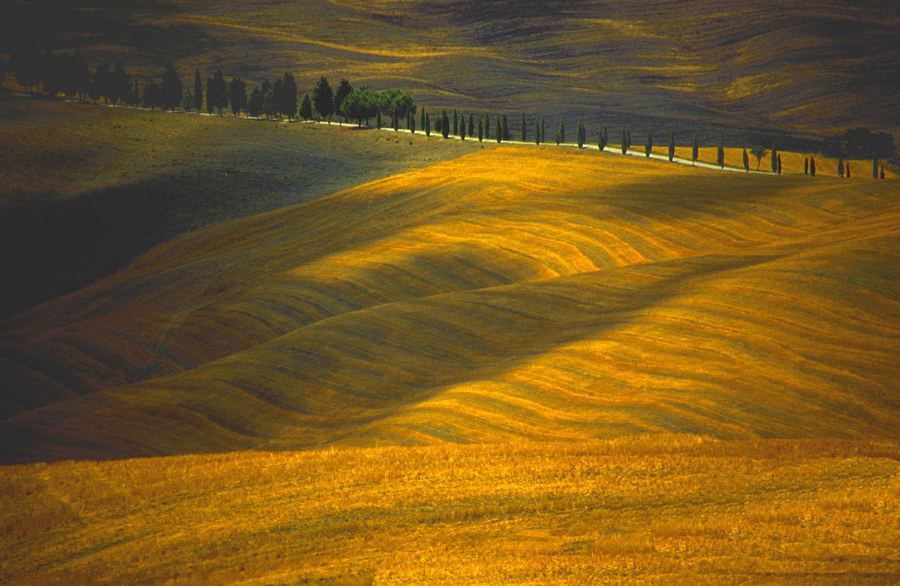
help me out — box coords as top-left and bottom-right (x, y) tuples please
(3, 0), (898, 143)
(3, 146), (898, 463)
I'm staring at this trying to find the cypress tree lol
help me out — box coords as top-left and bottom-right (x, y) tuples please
(777, 154), (782, 174)
(228, 77), (247, 116)
(420, 107), (426, 133)
(556, 120), (565, 145)
(460, 117), (465, 140)
(282, 72), (298, 120)
(717, 143), (725, 168)
(691, 136), (699, 165)
(847, 161), (851, 177)
(873, 158), (879, 179)
(299, 93), (312, 120)
(478, 118), (484, 142)
(207, 70), (228, 116)
(535, 116), (541, 145)
(520, 113), (527, 142)
(770, 144), (778, 173)
(496, 118), (502, 143)
(621, 128), (628, 154)
(468, 114), (474, 138)
(409, 110), (416, 133)
(248, 86), (263, 118)
(804, 157), (809, 175)
(626, 129), (632, 151)
(810, 156), (816, 176)
(484, 113), (490, 140)
(425, 112), (430, 136)
(313, 76), (334, 123)
(333, 78), (351, 123)
(598, 124), (608, 151)
(645, 129), (652, 157)
(441, 110), (450, 138)
(193, 69), (203, 113)
(743, 148), (750, 172)
(453, 109), (458, 136)
(668, 130), (675, 162)
(576, 120), (585, 148)
(272, 78), (284, 118)
(502, 114), (510, 141)
(838, 157), (844, 177)
(160, 64), (182, 111)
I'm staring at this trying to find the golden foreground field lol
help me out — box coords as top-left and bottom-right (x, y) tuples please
(2, 436), (899, 584)
(2, 120), (899, 582)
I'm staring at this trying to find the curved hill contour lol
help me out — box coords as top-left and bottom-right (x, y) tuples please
(2, 146), (899, 462)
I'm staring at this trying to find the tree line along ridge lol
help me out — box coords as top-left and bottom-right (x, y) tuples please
(3, 51), (895, 179)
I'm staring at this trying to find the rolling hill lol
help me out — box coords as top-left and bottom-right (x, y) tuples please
(3, 144), (898, 462)
(3, 0), (899, 142)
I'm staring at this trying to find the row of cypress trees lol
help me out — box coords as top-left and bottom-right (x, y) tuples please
(11, 51), (888, 178)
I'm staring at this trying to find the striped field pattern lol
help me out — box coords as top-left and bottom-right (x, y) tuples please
(2, 145), (899, 461)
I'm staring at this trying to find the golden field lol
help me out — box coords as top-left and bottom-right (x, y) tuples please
(2, 100), (899, 583)
(2, 437), (898, 584)
(3, 141), (899, 459)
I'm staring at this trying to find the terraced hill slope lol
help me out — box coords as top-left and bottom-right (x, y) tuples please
(3, 145), (898, 462)
(4, 0), (898, 139)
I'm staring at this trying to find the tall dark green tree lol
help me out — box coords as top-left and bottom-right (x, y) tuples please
(577, 120), (586, 148)
(441, 110), (450, 138)
(770, 144), (778, 173)
(91, 62), (110, 103)
(846, 161), (851, 177)
(520, 113), (527, 142)
(743, 148), (750, 172)
(534, 116), (541, 145)
(484, 113), (490, 140)
(193, 69), (203, 113)
(420, 107), (426, 133)
(556, 120), (565, 145)
(72, 51), (91, 101)
(160, 64), (182, 111)
(502, 114), (510, 141)
(282, 72), (298, 120)
(717, 143), (725, 168)
(425, 112), (430, 136)
(804, 157), (809, 175)
(668, 130), (675, 162)
(142, 79), (161, 109)
(468, 114), (474, 138)
(478, 118), (484, 142)
(691, 136), (699, 165)
(228, 77), (247, 116)
(248, 86), (264, 118)
(777, 154), (782, 175)
(452, 109), (459, 136)
(838, 157), (845, 177)
(621, 128), (628, 154)
(299, 93), (312, 120)
(333, 78), (351, 123)
(645, 129), (652, 157)
(207, 70), (228, 115)
(598, 125), (608, 151)
(810, 156), (816, 176)
(496, 118), (502, 143)
(459, 116), (465, 140)
(313, 76), (334, 123)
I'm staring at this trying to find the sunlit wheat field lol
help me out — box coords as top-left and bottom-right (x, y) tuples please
(3, 145), (898, 462)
